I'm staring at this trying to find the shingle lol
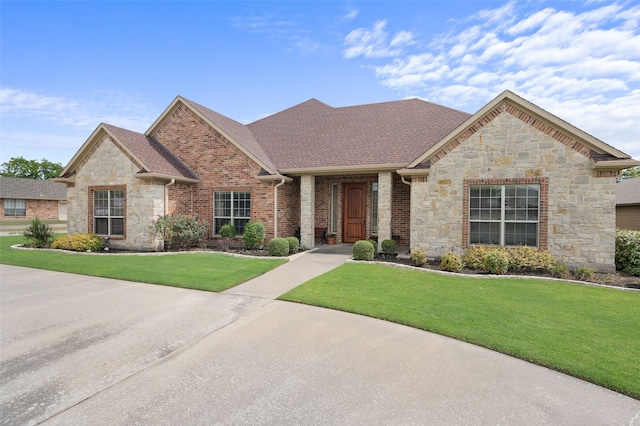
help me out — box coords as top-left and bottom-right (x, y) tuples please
(0, 176), (67, 200)
(617, 178), (640, 205)
(103, 124), (198, 180)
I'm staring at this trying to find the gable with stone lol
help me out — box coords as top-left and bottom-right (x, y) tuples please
(56, 91), (638, 271)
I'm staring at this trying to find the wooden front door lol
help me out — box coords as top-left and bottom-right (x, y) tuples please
(343, 183), (366, 243)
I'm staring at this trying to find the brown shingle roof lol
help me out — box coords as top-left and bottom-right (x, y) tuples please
(0, 176), (66, 200)
(617, 178), (640, 206)
(247, 98), (472, 170)
(103, 123), (198, 180)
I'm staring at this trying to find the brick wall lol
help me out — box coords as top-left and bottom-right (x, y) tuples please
(0, 199), (61, 220)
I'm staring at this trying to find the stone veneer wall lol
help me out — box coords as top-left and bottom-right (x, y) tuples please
(67, 136), (164, 250)
(412, 109), (617, 272)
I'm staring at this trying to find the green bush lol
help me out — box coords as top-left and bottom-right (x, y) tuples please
(615, 228), (640, 276)
(268, 238), (289, 256)
(152, 214), (209, 250)
(440, 252), (464, 272)
(574, 266), (595, 281)
(51, 234), (104, 252)
(463, 245), (504, 270)
(551, 263), (572, 280)
(219, 223), (237, 238)
(410, 247), (427, 267)
(483, 250), (510, 274)
(23, 217), (54, 248)
(286, 236), (299, 254)
(367, 239), (379, 256)
(508, 246), (558, 273)
(243, 221), (265, 249)
(353, 240), (375, 261)
(381, 239), (397, 254)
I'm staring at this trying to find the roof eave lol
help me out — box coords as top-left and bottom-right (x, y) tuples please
(592, 159), (640, 170)
(135, 173), (200, 184)
(279, 163), (406, 176)
(255, 174), (294, 182)
(396, 168), (430, 177)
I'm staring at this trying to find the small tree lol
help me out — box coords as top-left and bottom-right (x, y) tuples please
(0, 157), (63, 180)
(23, 217), (54, 248)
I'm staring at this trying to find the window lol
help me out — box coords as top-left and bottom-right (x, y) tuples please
(469, 184), (539, 247)
(330, 184), (338, 234)
(93, 190), (124, 236)
(371, 183), (379, 234)
(4, 199), (26, 217)
(214, 191), (250, 234)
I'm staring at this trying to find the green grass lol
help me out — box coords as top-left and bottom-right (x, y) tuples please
(279, 263), (640, 399)
(0, 235), (286, 292)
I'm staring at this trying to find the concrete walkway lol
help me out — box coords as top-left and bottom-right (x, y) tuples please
(2, 247), (639, 425)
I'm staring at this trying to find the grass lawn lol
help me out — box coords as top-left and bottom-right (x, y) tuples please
(279, 263), (640, 399)
(0, 235), (286, 292)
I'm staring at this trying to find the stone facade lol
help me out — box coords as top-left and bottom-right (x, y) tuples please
(411, 103), (617, 272)
(67, 135), (164, 250)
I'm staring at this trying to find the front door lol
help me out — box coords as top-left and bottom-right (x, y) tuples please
(343, 183), (366, 243)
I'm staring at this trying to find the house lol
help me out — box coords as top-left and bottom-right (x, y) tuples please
(0, 176), (67, 220)
(616, 178), (640, 230)
(55, 90), (639, 272)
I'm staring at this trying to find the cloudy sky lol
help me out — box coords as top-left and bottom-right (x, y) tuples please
(1, 0), (639, 167)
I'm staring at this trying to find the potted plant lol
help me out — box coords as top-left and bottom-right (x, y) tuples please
(326, 233), (337, 245)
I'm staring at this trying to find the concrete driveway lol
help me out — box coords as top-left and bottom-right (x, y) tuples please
(1, 265), (639, 425)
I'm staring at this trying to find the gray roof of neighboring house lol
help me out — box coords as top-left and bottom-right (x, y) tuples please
(0, 176), (67, 200)
(617, 178), (640, 206)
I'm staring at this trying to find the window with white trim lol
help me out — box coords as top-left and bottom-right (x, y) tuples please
(93, 190), (124, 236)
(4, 199), (26, 217)
(469, 184), (539, 247)
(214, 191), (250, 234)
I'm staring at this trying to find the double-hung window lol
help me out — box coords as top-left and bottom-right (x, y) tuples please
(214, 191), (250, 234)
(4, 199), (26, 217)
(469, 184), (539, 247)
(93, 190), (125, 236)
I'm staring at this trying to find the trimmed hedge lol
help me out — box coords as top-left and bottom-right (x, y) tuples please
(52, 234), (104, 252)
(286, 236), (299, 254)
(268, 238), (289, 256)
(441, 252), (464, 272)
(353, 240), (375, 261)
(367, 239), (379, 256)
(243, 221), (265, 249)
(381, 239), (397, 254)
(616, 228), (640, 276)
(152, 214), (208, 250)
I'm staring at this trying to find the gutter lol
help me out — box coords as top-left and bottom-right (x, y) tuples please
(164, 179), (175, 215)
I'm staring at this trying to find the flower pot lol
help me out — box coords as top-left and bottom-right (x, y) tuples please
(326, 237), (336, 245)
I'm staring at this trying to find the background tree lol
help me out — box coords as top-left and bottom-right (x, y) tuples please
(620, 166), (640, 180)
(0, 157), (63, 180)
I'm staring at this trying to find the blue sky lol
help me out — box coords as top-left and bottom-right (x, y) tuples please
(1, 0), (639, 167)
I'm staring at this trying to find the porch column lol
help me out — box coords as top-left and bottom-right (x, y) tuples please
(300, 175), (315, 248)
(377, 172), (392, 250)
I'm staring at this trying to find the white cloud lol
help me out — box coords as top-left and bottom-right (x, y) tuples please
(341, 7), (358, 21)
(343, 20), (414, 59)
(344, 1), (640, 159)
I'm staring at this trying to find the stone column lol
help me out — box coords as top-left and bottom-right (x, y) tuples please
(300, 175), (315, 248)
(410, 177), (429, 252)
(377, 172), (392, 251)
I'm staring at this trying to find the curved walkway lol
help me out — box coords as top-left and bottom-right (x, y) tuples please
(1, 251), (639, 425)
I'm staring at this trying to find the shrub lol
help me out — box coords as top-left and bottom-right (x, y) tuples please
(286, 236), (299, 254)
(268, 238), (290, 256)
(243, 221), (265, 249)
(367, 239), (379, 256)
(574, 266), (595, 281)
(463, 246), (503, 270)
(23, 217), (54, 248)
(52, 234), (104, 252)
(615, 228), (640, 276)
(410, 247), (427, 267)
(353, 240), (375, 261)
(381, 239), (397, 254)
(152, 214), (208, 250)
(551, 263), (572, 280)
(483, 250), (510, 274)
(508, 246), (558, 273)
(219, 223), (237, 238)
(440, 252), (464, 272)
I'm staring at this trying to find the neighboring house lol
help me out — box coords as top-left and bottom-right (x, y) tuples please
(0, 176), (67, 220)
(55, 90), (639, 272)
(616, 178), (640, 231)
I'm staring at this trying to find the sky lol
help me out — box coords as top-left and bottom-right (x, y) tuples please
(1, 0), (639, 168)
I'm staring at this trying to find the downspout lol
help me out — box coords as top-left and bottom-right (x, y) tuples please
(273, 179), (286, 238)
(401, 176), (411, 186)
(164, 179), (175, 215)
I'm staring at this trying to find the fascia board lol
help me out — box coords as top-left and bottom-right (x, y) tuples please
(279, 163), (407, 176)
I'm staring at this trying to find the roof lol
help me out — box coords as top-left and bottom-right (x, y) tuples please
(0, 176), (67, 200)
(247, 98), (471, 172)
(616, 178), (640, 206)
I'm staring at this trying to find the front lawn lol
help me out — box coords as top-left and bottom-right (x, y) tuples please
(279, 263), (640, 399)
(0, 236), (286, 292)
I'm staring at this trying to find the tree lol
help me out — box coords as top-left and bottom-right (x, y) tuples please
(620, 166), (640, 180)
(0, 157), (63, 180)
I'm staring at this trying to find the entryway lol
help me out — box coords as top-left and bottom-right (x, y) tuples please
(343, 182), (366, 243)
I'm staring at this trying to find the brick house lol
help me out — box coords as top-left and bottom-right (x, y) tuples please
(56, 91), (638, 271)
(616, 178), (640, 231)
(0, 176), (67, 220)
